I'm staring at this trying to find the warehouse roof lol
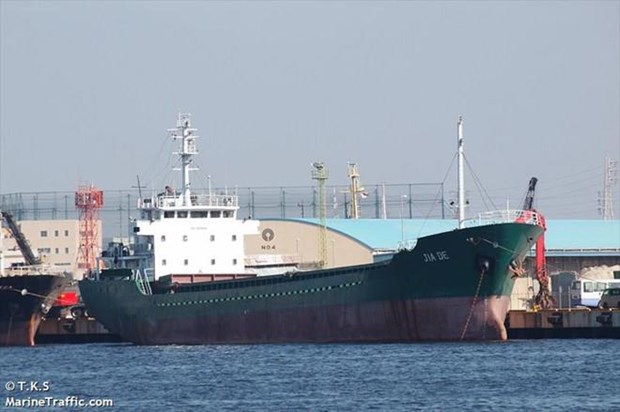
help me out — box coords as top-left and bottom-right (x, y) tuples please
(267, 218), (620, 256)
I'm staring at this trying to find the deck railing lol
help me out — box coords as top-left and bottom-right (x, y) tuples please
(139, 193), (239, 209)
(2, 265), (69, 277)
(464, 210), (542, 228)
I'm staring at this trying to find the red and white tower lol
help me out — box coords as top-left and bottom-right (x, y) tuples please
(75, 185), (103, 273)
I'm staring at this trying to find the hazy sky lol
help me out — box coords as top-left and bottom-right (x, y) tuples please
(1, 0), (618, 219)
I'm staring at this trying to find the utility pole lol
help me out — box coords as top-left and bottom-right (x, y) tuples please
(599, 156), (617, 220)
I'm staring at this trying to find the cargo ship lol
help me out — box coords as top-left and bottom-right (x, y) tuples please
(79, 114), (544, 344)
(1, 212), (69, 346)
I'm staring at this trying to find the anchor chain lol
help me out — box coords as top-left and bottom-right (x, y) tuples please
(460, 267), (487, 340)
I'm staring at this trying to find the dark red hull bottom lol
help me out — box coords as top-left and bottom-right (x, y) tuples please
(119, 296), (511, 345)
(1, 274), (69, 346)
(0, 315), (41, 346)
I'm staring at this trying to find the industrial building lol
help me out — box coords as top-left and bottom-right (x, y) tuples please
(1, 219), (102, 277)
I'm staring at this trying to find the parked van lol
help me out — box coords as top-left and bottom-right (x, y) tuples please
(598, 288), (620, 309)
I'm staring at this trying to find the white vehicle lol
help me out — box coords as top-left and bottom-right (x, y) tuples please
(570, 279), (620, 307)
(598, 288), (620, 309)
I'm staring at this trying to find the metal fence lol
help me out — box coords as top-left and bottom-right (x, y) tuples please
(1, 182), (447, 239)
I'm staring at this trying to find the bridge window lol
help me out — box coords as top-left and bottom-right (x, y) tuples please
(191, 211), (208, 218)
(164, 211), (174, 218)
(178, 211), (188, 218)
(211, 211), (221, 218)
(584, 282), (593, 293)
(224, 211), (233, 218)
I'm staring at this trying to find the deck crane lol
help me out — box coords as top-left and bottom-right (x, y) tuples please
(1, 210), (40, 266)
(521, 177), (555, 309)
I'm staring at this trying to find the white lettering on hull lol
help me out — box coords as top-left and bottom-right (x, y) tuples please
(423, 251), (450, 263)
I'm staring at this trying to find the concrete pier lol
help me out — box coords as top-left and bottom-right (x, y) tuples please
(36, 317), (121, 344)
(507, 309), (620, 339)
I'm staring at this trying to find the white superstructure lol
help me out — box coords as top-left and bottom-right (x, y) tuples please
(118, 113), (259, 280)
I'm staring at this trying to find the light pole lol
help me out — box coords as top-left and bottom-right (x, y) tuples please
(400, 195), (408, 244)
(297, 201), (305, 218)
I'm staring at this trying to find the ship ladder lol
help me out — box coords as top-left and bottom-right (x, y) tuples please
(135, 270), (153, 295)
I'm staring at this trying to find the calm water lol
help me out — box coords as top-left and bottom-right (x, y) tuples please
(1, 340), (619, 411)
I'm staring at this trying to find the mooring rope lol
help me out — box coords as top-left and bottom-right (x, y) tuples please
(478, 237), (519, 254)
(0, 286), (51, 300)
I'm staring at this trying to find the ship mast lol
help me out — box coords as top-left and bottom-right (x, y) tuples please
(457, 115), (465, 229)
(168, 113), (199, 207)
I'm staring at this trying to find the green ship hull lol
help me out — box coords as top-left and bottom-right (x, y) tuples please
(79, 222), (543, 344)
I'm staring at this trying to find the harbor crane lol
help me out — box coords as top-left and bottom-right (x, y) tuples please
(521, 177), (555, 309)
(1, 211), (40, 266)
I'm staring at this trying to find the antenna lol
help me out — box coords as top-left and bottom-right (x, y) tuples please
(133, 175), (145, 200)
(169, 113), (199, 207)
